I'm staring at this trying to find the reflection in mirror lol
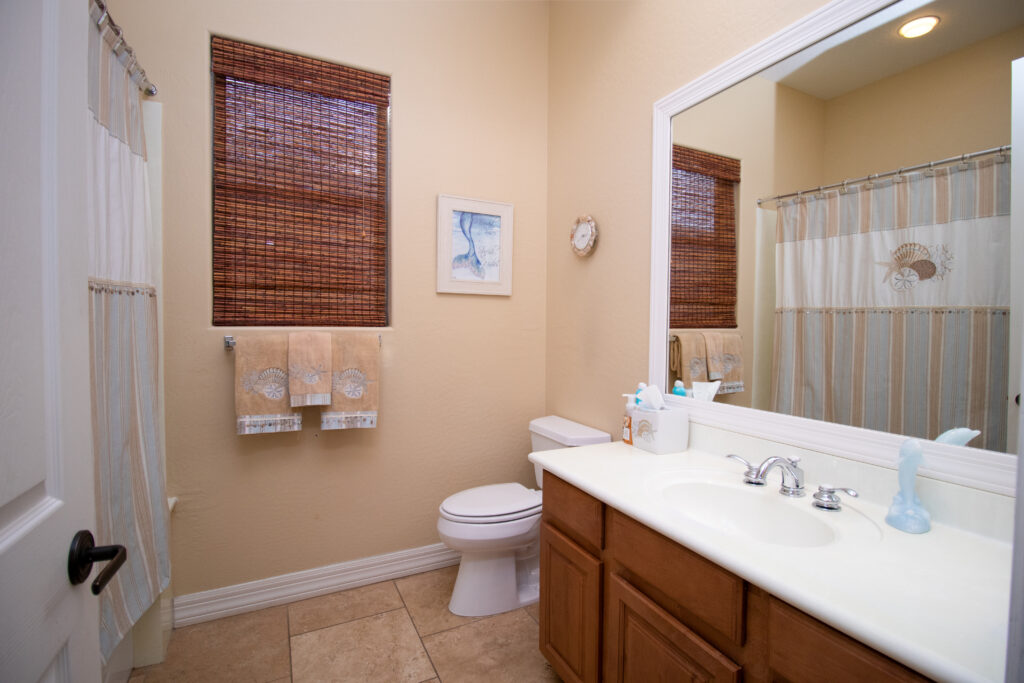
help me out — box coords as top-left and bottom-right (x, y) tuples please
(665, 0), (1024, 453)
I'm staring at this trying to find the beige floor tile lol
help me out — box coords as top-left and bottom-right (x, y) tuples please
(422, 608), (557, 683)
(395, 565), (478, 637)
(131, 606), (290, 683)
(288, 580), (403, 635)
(290, 608), (435, 683)
(524, 601), (540, 623)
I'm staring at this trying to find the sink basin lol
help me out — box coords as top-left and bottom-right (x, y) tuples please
(652, 470), (880, 548)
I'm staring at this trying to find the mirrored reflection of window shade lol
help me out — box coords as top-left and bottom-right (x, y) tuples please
(670, 145), (740, 329)
(211, 36), (390, 327)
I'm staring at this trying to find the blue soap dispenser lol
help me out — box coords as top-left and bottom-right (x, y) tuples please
(672, 380), (687, 396)
(885, 438), (931, 534)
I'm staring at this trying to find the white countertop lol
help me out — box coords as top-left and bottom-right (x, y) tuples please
(530, 442), (1012, 682)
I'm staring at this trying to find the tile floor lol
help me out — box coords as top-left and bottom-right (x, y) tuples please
(130, 565), (560, 682)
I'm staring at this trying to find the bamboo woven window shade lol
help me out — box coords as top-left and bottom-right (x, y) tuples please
(211, 37), (390, 326)
(670, 145), (740, 328)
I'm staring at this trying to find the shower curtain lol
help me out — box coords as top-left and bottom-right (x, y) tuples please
(771, 155), (1011, 452)
(87, 6), (170, 661)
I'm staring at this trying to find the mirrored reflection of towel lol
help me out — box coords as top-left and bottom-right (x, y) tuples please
(702, 331), (744, 394)
(235, 335), (301, 435)
(322, 332), (379, 430)
(288, 332), (332, 407)
(671, 330), (708, 386)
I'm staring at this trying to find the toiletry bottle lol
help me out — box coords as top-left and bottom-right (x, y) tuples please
(672, 380), (687, 396)
(621, 394), (635, 445)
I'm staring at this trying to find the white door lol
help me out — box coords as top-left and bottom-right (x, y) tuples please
(1005, 54), (1024, 683)
(0, 0), (101, 680)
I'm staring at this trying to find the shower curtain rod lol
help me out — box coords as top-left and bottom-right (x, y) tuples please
(91, 0), (157, 97)
(757, 144), (1011, 208)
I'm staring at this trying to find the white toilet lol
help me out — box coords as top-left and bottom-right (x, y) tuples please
(437, 415), (610, 617)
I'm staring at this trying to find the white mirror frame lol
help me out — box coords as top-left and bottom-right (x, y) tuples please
(649, 0), (1017, 494)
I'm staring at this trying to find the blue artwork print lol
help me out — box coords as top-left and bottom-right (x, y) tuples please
(451, 210), (501, 282)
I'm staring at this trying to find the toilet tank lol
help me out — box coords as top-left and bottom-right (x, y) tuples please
(529, 415), (610, 488)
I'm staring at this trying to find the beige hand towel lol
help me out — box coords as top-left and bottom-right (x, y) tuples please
(702, 331), (744, 394)
(235, 334), (301, 435)
(288, 332), (332, 407)
(322, 332), (379, 430)
(673, 330), (708, 386)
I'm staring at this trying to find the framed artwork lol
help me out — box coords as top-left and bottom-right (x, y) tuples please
(436, 194), (513, 295)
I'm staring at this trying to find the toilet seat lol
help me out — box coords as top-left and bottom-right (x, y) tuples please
(439, 483), (542, 524)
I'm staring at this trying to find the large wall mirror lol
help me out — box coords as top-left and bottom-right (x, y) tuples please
(651, 0), (1023, 488)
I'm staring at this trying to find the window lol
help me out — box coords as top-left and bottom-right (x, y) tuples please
(669, 145), (740, 328)
(211, 37), (390, 326)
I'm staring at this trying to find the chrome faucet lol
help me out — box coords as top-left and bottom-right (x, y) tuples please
(726, 454), (805, 497)
(756, 456), (805, 497)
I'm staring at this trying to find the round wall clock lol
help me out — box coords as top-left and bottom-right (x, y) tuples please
(571, 215), (598, 256)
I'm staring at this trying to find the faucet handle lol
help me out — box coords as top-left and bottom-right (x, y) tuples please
(725, 454), (764, 486)
(812, 484), (858, 511)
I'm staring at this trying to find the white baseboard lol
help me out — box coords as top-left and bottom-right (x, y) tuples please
(173, 543), (461, 628)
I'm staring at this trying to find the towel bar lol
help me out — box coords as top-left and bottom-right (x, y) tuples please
(224, 334), (381, 350)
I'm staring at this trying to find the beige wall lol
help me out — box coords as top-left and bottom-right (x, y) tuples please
(670, 76), (777, 408)
(109, 0), (550, 595)
(822, 24), (1024, 184)
(108, 0), (837, 596)
(545, 0), (830, 434)
(666, 78), (827, 409)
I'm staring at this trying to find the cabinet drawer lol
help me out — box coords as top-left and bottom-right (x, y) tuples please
(768, 597), (928, 682)
(540, 521), (602, 683)
(542, 472), (604, 555)
(606, 510), (745, 645)
(605, 573), (741, 682)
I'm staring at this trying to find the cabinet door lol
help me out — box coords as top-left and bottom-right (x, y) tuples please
(768, 598), (928, 682)
(540, 520), (602, 683)
(605, 573), (741, 683)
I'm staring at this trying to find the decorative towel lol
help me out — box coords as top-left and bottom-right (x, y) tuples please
(671, 330), (709, 386)
(702, 331), (744, 394)
(235, 335), (301, 435)
(288, 331), (332, 407)
(322, 333), (379, 430)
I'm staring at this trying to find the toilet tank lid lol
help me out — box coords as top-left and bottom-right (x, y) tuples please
(529, 415), (610, 446)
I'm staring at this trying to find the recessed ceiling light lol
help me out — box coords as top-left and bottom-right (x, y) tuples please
(898, 16), (939, 39)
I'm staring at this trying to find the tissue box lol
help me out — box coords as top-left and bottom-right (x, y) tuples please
(632, 406), (689, 454)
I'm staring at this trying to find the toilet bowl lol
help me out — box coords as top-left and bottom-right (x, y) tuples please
(437, 415), (610, 617)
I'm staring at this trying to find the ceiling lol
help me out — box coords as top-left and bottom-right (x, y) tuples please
(759, 0), (1024, 100)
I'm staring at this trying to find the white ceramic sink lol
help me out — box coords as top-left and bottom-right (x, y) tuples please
(652, 469), (881, 548)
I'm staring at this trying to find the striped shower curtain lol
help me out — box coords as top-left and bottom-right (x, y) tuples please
(87, 5), (170, 661)
(771, 155), (1011, 451)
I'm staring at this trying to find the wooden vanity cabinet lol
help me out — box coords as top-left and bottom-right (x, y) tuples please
(539, 472), (932, 682)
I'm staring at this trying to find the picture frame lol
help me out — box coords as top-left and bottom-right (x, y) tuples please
(436, 194), (514, 296)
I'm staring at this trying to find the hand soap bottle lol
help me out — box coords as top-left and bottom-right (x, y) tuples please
(621, 394), (635, 445)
